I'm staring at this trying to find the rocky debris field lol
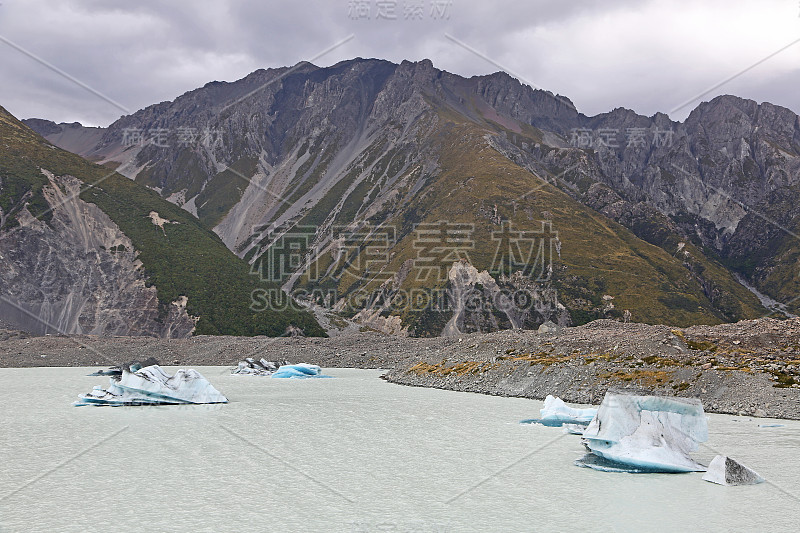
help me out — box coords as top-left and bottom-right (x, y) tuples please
(384, 319), (800, 420)
(1, 318), (798, 419)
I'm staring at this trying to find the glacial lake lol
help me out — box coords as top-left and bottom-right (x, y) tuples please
(1, 367), (799, 532)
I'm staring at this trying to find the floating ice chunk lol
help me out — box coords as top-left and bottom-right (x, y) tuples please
(520, 397), (596, 427)
(88, 368), (121, 377)
(87, 357), (159, 377)
(540, 395), (597, 424)
(581, 391), (708, 473)
(76, 382), (187, 406)
(702, 455), (764, 486)
(117, 366), (228, 403)
(271, 363), (331, 379)
(231, 358), (291, 376)
(259, 358), (279, 370)
(74, 365), (227, 406)
(520, 418), (567, 427)
(563, 424), (586, 435)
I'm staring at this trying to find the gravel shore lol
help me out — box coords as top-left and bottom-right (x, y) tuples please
(1, 318), (799, 419)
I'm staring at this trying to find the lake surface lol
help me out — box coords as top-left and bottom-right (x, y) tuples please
(1, 367), (798, 532)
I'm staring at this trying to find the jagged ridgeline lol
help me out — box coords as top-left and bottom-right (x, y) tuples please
(26, 58), (800, 335)
(0, 106), (324, 337)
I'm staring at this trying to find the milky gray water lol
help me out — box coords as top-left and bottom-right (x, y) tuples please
(1, 367), (798, 532)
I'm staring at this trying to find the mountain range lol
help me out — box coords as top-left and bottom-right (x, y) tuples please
(13, 57), (800, 336)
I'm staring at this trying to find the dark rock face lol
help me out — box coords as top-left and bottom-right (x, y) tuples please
(28, 58), (800, 331)
(0, 171), (196, 337)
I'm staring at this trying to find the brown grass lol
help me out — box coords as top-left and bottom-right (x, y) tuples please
(600, 369), (674, 386)
(408, 360), (497, 376)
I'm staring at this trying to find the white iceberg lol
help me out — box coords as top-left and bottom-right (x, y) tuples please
(74, 365), (228, 406)
(540, 395), (597, 424)
(271, 363), (330, 379)
(231, 358), (291, 376)
(520, 396), (597, 427)
(702, 455), (764, 486)
(579, 391), (708, 473)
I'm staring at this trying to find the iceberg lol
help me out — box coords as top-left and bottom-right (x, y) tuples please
(87, 357), (158, 377)
(271, 363), (331, 379)
(580, 391), (708, 473)
(540, 395), (597, 424)
(562, 424), (586, 435)
(702, 455), (764, 486)
(231, 358), (291, 376)
(74, 364), (228, 406)
(228, 359), (331, 379)
(519, 418), (565, 427)
(521, 396), (597, 427)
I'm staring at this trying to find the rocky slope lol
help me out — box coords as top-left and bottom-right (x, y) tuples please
(25, 58), (800, 334)
(1, 106), (323, 337)
(0, 169), (195, 336)
(384, 318), (800, 420)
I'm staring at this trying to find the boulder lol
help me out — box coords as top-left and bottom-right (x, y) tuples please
(538, 321), (561, 334)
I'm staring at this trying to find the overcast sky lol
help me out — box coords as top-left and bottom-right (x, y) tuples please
(1, 0), (799, 127)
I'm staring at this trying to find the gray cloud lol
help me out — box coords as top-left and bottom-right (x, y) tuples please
(0, 0), (798, 126)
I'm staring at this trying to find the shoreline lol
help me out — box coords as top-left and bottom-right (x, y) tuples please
(1, 318), (799, 420)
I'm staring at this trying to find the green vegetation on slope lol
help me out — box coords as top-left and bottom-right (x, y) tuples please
(0, 105), (324, 337)
(195, 156), (258, 228)
(295, 109), (766, 331)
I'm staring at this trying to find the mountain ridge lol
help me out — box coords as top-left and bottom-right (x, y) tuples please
(22, 57), (800, 334)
